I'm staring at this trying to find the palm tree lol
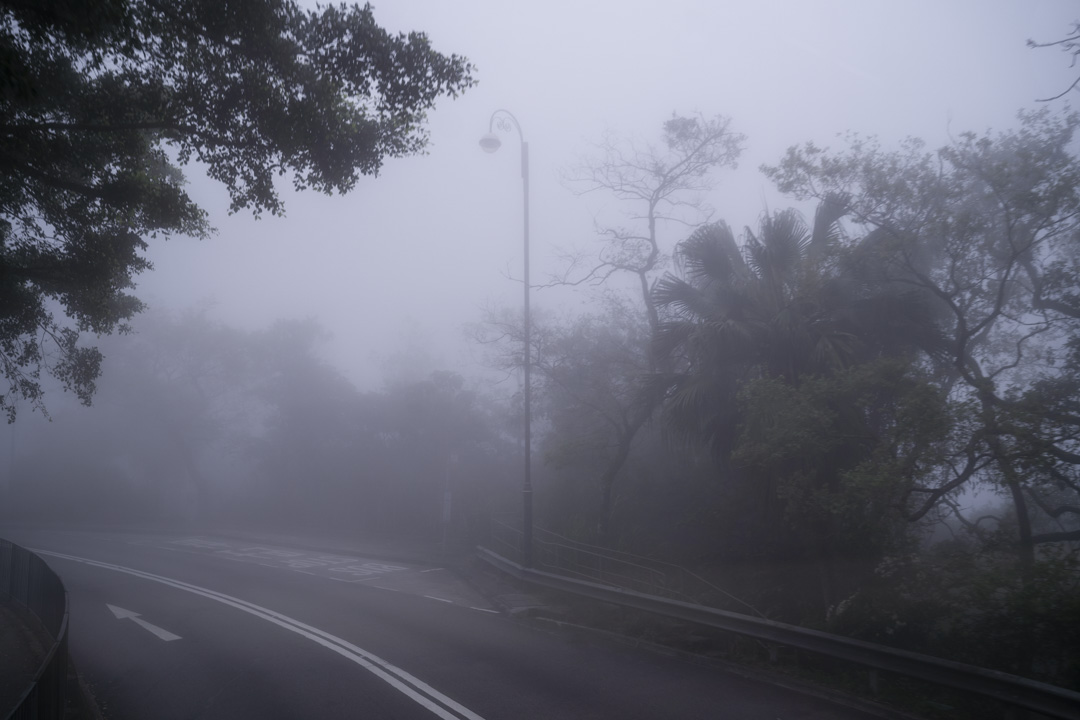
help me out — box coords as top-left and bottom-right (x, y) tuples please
(653, 196), (946, 452)
(652, 196), (856, 453)
(650, 198), (945, 616)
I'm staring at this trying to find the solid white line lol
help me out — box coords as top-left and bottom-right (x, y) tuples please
(424, 595), (454, 603)
(419, 568), (445, 573)
(34, 549), (486, 720)
(470, 608), (500, 614)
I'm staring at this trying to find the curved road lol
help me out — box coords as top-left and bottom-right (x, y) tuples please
(3, 527), (875, 719)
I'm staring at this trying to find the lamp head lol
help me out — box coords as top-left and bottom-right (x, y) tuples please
(479, 132), (502, 153)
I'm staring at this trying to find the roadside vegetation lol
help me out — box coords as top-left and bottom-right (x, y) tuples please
(509, 108), (1080, 693)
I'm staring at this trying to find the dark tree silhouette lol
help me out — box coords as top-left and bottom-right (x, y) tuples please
(0, 0), (474, 419)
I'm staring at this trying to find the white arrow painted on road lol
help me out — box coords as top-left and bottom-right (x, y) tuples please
(106, 604), (182, 642)
(41, 550), (485, 720)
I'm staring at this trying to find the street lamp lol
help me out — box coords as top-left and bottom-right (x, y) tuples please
(479, 109), (533, 568)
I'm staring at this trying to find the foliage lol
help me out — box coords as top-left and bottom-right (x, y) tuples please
(0, 0), (474, 419)
(5, 308), (258, 519)
(831, 534), (1080, 689)
(763, 110), (1080, 576)
(558, 113), (744, 346)
(488, 114), (744, 539)
(648, 200), (952, 614)
(652, 196), (934, 452)
(537, 301), (656, 537)
(733, 360), (955, 611)
(3, 309), (517, 540)
(473, 300), (652, 537)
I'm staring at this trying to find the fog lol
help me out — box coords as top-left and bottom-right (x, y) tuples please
(3, 2), (1080, 684)
(127, 0), (1076, 387)
(3, 1), (1075, 518)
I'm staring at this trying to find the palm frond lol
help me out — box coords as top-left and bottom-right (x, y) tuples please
(745, 209), (809, 292)
(676, 221), (746, 285)
(653, 275), (727, 323)
(810, 192), (849, 252)
(809, 330), (860, 373)
(653, 320), (696, 361)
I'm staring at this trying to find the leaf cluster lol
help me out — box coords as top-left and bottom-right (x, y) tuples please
(0, 0), (474, 419)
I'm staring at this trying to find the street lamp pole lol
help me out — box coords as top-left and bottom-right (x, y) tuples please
(479, 109), (533, 568)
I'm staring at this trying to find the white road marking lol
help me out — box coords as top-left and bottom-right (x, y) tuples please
(169, 538), (229, 549)
(419, 568), (445, 573)
(35, 549), (486, 720)
(157, 538), (409, 583)
(470, 608), (500, 614)
(424, 595), (453, 603)
(106, 604), (182, 641)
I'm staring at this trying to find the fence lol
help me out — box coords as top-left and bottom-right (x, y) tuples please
(1, 539), (69, 720)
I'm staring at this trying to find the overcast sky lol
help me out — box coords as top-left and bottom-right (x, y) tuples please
(132, 0), (1079, 390)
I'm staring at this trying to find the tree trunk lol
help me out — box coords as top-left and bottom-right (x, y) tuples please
(596, 413), (649, 542)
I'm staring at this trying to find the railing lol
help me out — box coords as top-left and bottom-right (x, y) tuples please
(478, 546), (1080, 720)
(489, 516), (764, 615)
(1, 539), (69, 720)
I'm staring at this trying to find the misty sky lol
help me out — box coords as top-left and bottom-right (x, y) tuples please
(131, 0), (1078, 390)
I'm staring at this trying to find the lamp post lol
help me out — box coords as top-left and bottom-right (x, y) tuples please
(479, 109), (533, 568)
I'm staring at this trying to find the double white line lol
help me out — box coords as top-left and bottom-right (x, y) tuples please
(34, 548), (487, 720)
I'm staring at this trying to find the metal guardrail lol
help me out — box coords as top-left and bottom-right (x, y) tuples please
(488, 516), (764, 616)
(479, 546), (1080, 720)
(1, 539), (70, 720)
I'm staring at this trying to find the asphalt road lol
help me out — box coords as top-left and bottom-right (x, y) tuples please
(2, 527), (877, 719)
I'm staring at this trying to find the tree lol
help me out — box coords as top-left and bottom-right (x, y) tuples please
(1029, 20), (1080, 101)
(0, 0), (474, 420)
(93, 308), (260, 517)
(558, 113), (744, 350)
(476, 299), (656, 538)
(763, 109), (1080, 586)
(5, 307), (260, 521)
(650, 201), (948, 615)
(369, 371), (512, 540)
(480, 114), (742, 539)
(537, 304), (653, 538)
(651, 197), (933, 450)
(730, 359), (954, 617)
(244, 318), (377, 530)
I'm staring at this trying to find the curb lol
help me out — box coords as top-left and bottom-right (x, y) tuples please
(67, 659), (106, 720)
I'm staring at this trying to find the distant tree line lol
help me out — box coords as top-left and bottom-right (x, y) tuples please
(3, 310), (518, 544)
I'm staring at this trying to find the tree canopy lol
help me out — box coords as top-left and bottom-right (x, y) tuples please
(631, 111), (1080, 631)
(762, 109), (1080, 557)
(0, 0), (474, 419)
